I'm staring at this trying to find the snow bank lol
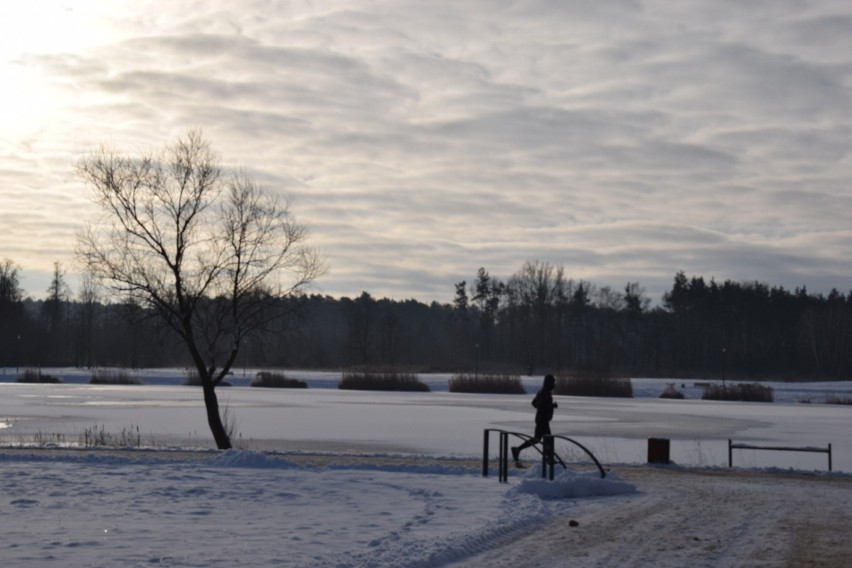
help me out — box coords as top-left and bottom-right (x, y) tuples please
(204, 448), (300, 469)
(513, 465), (637, 500)
(0, 449), (637, 567)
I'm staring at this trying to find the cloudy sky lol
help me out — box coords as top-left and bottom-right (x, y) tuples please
(2, 0), (851, 304)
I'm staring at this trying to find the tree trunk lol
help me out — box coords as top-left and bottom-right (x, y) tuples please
(202, 382), (232, 450)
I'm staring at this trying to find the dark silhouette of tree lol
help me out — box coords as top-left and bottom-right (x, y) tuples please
(504, 260), (566, 374)
(567, 280), (592, 370)
(345, 292), (376, 367)
(0, 259), (22, 304)
(41, 262), (72, 364)
(453, 281), (468, 312)
(76, 131), (325, 449)
(377, 301), (405, 368)
(0, 259), (24, 368)
(73, 272), (100, 368)
(471, 268), (503, 364)
(7, 256), (852, 381)
(624, 282), (649, 315)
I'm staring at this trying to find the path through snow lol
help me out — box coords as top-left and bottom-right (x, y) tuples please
(453, 466), (852, 567)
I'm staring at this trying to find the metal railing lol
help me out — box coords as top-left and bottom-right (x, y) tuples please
(482, 428), (606, 482)
(728, 439), (832, 471)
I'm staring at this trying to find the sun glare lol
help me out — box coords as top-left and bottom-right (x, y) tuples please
(0, 2), (118, 135)
(0, 2), (116, 58)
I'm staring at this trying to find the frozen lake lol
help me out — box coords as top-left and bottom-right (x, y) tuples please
(1, 369), (849, 473)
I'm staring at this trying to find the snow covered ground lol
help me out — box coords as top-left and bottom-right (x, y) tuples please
(0, 369), (850, 566)
(0, 449), (636, 567)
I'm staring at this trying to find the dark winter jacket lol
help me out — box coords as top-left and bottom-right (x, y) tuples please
(532, 387), (556, 423)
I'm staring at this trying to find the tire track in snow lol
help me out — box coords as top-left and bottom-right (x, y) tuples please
(451, 467), (852, 568)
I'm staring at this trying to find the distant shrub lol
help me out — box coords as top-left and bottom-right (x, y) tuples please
(702, 382), (774, 402)
(251, 371), (307, 389)
(702, 383), (738, 401)
(738, 382), (774, 402)
(825, 394), (852, 405)
(339, 371), (430, 392)
(17, 369), (62, 383)
(448, 373), (526, 394)
(89, 369), (141, 385)
(659, 383), (686, 399)
(554, 375), (633, 398)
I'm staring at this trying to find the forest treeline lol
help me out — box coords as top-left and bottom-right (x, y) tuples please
(2, 259), (851, 380)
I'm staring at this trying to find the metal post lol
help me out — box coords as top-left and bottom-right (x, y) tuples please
(829, 443), (832, 472)
(500, 432), (509, 483)
(549, 440), (555, 481)
(497, 432), (503, 482)
(482, 430), (490, 477)
(728, 439), (732, 468)
(542, 436), (555, 480)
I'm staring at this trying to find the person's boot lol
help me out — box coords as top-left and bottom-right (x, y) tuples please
(511, 446), (521, 464)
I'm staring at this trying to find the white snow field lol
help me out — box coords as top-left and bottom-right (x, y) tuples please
(0, 449), (636, 567)
(1, 370), (851, 567)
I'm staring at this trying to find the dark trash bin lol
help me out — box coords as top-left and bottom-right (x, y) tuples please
(647, 437), (670, 464)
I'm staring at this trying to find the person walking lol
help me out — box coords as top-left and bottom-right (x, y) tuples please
(512, 374), (558, 467)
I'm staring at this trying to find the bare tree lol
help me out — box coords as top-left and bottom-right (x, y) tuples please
(76, 131), (326, 449)
(44, 261), (71, 330)
(43, 261), (72, 363)
(507, 260), (566, 373)
(0, 258), (23, 305)
(75, 271), (101, 368)
(0, 259), (24, 368)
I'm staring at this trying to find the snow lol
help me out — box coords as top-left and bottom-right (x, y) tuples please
(0, 369), (851, 566)
(0, 448), (634, 567)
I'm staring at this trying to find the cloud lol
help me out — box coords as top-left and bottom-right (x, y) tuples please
(2, 0), (851, 303)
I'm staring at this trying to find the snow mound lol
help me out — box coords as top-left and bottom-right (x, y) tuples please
(511, 466), (637, 499)
(204, 449), (299, 468)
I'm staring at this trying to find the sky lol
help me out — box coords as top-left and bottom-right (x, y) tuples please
(2, 1), (851, 303)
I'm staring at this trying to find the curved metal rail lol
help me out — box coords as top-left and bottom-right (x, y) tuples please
(545, 434), (607, 480)
(482, 429), (606, 481)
